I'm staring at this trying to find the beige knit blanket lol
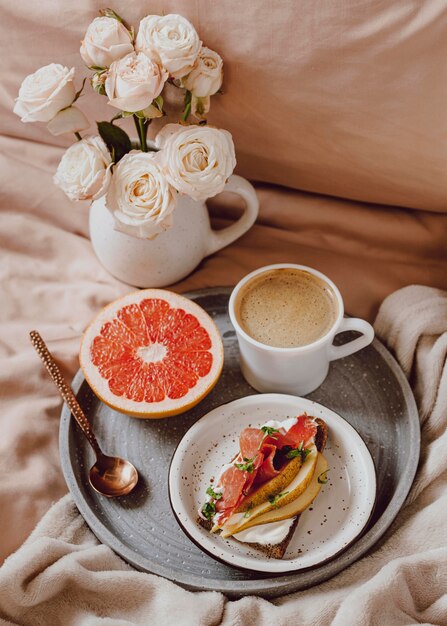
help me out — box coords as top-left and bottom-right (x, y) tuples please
(0, 285), (446, 626)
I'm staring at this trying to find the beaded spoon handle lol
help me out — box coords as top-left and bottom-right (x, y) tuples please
(29, 330), (101, 454)
(29, 330), (138, 497)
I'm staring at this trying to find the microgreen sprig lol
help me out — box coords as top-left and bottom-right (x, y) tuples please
(234, 456), (257, 473)
(206, 485), (222, 500)
(257, 425), (279, 450)
(285, 442), (311, 462)
(201, 501), (216, 520)
(268, 491), (289, 507)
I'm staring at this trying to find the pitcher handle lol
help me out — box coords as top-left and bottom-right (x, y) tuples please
(204, 175), (259, 256)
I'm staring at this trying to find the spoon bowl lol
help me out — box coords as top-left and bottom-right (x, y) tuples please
(89, 453), (139, 497)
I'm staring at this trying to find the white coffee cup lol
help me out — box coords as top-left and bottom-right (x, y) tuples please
(229, 263), (375, 395)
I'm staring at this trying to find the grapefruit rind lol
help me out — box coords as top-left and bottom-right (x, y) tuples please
(79, 289), (224, 418)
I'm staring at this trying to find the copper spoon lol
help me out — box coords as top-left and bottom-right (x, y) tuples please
(30, 330), (138, 498)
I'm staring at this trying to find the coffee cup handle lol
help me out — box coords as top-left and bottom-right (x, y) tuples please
(328, 318), (375, 361)
(204, 175), (259, 256)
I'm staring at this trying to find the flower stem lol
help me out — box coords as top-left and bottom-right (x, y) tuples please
(133, 115), (149, 152)
(182, 90), (192, 122)
(74, 132), (82, 141)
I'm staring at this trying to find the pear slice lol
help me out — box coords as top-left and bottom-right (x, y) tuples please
(211, 447), (304, 532)
(235, 453), (304, 512)
(235, 452), (328, 530)
(220, 445), (318, 538)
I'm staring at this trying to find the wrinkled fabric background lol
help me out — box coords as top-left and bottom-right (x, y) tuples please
(1, 0), (447, 605)
(4, 1), (447, 211)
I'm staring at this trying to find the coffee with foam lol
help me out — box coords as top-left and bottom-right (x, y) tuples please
(236, 268), (338, 348)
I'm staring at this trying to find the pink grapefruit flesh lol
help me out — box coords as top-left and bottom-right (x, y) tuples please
(79, 289), (224, 418)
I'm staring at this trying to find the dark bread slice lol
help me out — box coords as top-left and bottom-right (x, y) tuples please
(314, 418), (328, 454)
(239, 514), (301, 559)
(199, 418), (328, 559)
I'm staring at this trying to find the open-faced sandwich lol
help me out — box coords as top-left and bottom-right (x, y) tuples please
(198, 414), (329, 559)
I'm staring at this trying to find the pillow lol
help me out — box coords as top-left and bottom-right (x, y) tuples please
(2, 1), (446, 210)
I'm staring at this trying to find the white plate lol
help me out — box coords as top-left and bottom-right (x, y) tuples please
(169, 394), (377, 573)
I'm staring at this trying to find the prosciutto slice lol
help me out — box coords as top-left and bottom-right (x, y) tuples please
(240, 427), (281, 454)
(215, 466), (247, 512)
(275, 415), (317, 449)
(215, 453), (263, 521)
(213, 414), (317, 523)
(255, 443), (280, 484)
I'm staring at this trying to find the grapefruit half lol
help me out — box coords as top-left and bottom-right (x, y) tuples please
(79, 289), (224, 418)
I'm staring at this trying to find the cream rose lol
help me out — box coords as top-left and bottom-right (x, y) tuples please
(106, 151), (177, 239)
(105, 52), (168, 112)
(136, 14), (201, 79)
(156, 124), (236, 200)
(54, 136), (112, 201)
(182, 47), (223, 97)
(80, 16), (134, 69)
(13, 64), (76, 123)
(46, 106), (90, 136)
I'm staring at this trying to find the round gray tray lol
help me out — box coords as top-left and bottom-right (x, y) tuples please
(59, 288), (420, 598)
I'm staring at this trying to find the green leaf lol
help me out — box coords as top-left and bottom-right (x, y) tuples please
(99, 8), (132, 33)
(97, 121), (131, 163)
(100, 8), (124, 23)
(153, 95), (164, 111)
(93, 83), (106, 96)
(91, 75), (106, 96)
(285, 442), (302, 459)
(201, 501), (216, 520)
(257, 425), (279, 450)
(301, 448), (311, 461)
(261, 426), (279, 436)
(206, 485), (222, 500)
(234, 455), (257, 473)
(285, 442), (310, 462)
(132, 110), (146, 119)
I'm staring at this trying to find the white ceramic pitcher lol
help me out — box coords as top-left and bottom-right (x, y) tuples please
(89, 174), (259, 287)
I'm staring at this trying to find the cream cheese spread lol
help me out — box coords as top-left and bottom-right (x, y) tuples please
(261, 417), (297, 432)
(233, 518), (295, 545)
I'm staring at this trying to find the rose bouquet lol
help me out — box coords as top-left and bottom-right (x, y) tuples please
(14, 8), (236, 239)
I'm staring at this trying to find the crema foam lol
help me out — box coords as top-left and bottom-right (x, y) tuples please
(236, 268), (338, 348)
